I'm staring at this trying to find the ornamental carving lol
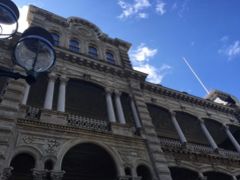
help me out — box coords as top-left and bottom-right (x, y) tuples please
(21, 136), (61, 154)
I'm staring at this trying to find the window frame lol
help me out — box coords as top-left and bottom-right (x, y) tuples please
(69, 39), (80, 52)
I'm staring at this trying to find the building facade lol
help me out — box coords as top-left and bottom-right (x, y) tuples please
(0, 5), (240, 180)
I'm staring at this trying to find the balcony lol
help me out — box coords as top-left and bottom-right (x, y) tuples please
(159, 137), (240, 160)
(18, 105), (136, 136)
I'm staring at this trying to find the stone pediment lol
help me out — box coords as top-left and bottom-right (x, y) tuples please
(67, 17), (103, 39)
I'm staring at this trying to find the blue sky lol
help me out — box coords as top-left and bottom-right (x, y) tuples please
(14, 0), (240, 99)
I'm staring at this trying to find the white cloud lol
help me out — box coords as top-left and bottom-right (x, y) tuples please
(138, 12), (148, 18)
(18, 5), (30, 33)
(219, 40), (240, 60)
(130, 43), (157, 62)
(118, 0), (151, 19)
(220, 35), (229, 42)
(130, 43), (171, 84)
(226, 41), (240, 59)
(133, 63), (171, 84)
(156, 1), (166, 15)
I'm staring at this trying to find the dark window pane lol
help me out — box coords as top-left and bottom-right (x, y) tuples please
(88, 46), (98, 58)
(106, 52), (114, 64)
(69, 39), (80, 52)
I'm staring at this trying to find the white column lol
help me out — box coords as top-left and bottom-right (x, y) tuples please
(57, 76), (68, 112)
(198, 172), (207, 180)
(44, 73), (57, 110)
(130, 97), (141, 128)
(105, 89), (116, 123)
(200, 119), (218, 151)
(22, 84), (30, 105)
(170, 111), (187, 145)
(224, 125), (240, 153)
(232, 176), (237, 180)
(114, 90), (126, 124)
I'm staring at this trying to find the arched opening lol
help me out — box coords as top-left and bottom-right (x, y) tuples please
(66, 79), (107, 120)
(169, 167), (198, 180)
(136, 165), (152, 180)
(62, 143), (117, 180)
(45, 159), (54, 180)
(176, 112), (209, 145)
(204, 171), (232, 180)
(204, 118), (236, 151)
(120, 93), (134, 125)
(147, 104), (178, 140)
(124, 167), (132, 176)
(27, 73), (48, 108)
(229, 124), (240, 144)
(9, 153), (35, 180)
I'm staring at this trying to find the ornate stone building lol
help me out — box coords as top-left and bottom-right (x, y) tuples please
(0, 5), (240, 180)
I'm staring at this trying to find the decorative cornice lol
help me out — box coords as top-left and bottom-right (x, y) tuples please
(55, 48), (146, 81)
(142, 82), (236, 115)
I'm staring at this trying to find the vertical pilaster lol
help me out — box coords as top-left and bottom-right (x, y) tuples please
(105, 88), (116, 123)
(44, 73), (57, 110)
(57, 75), (68, 112)
(170, 111), (187, 145)
(200, 119), (218, 151)
(114, 90), (126, 124)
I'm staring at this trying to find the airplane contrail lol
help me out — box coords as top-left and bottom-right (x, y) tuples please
(182, 57), (210, 95)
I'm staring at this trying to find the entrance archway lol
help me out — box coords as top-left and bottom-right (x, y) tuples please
(62, 143), (117, 180)
(9, 153), (35, 180)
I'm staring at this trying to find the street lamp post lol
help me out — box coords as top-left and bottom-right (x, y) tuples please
(0, 0), (56, 84)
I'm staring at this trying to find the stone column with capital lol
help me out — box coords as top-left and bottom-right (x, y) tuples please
(50, 170), (65, 180)
(200, 119), (218, 151)
(114, 90), (126, 124)
(224, 125), (240, 153)
(1, 167), (13, 180)
(130, 97), (141, 128)
(170, 111), (187, 145)
(21, 84), (30, 105)
(57, 75), (68, 112)
(44, 73), (57, 110)
(105, 88), (117, 123)
(32, 169), (47, 180)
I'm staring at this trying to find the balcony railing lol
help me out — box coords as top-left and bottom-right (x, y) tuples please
(67, 114), (110, 132)
(25, 106), (41, 121)
(159, 137), (240, 160)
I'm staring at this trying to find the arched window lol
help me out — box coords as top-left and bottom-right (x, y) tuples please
(106, 51), (115, 64)
(69, 39), (80, 52)
(10, 153), (35, 180)
(88, 46), (98, 58)
(51, 32), (60, 46)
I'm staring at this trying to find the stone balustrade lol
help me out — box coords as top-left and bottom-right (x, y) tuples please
(159, 137), (240, 160)
(67, 114), (110, 132)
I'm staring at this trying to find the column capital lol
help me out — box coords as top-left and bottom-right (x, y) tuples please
(170, 110), (176, 117)
(50, 170), (65, 180)
(48, 73), (57, 81)
(32, 169), (47, 180)
(1, 167), (13, 180)
(59, 75), (69, 83)
(114, 90), (122, 96)
(105, 87), (113, 94)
